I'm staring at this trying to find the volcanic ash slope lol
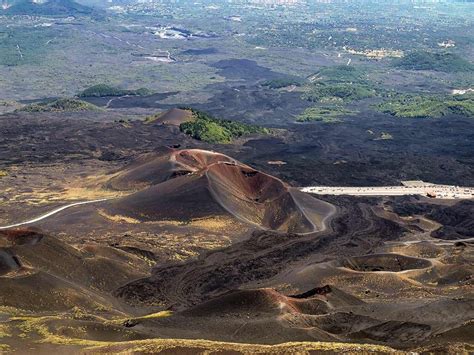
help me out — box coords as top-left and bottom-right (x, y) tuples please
(104, 149), (335, 234)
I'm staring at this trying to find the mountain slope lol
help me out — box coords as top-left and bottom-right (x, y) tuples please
(4, 0), (100, 17)
(104, 149), (335, 234)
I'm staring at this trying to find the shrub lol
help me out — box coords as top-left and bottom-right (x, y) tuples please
(179, 109), (268, 143)
(376, 94), (474, 118)
(302, 83), (375, 103)
(79, 84), (151, 97)
(18, 98), (101, 112)
(394, 51), (473, 72)
(296, 106), (356, 122)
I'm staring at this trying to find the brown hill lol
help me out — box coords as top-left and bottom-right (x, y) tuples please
(147, 108), (194, 126)
(118, 286), (377, 345)
(0, 228), (149, 312)
(107, 149), (237, 191)
(104, 149), (334, 234)
(183, 285), (363, 319)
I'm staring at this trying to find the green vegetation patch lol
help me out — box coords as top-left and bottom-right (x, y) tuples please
(296, 106), (356, 123)
(303, 66), (376, 103)
(302, 83), (375, 103)
(310, 65), (368, 84)
(394, 51), (473, 72)
(108, 311), (173, 328)
(376, 93), (474, 118)
(18, 98), (101, 113)
(0, 28), (52, 66)
(4, 0), (104, 19)
(180, 109), (269, 144)
(12, 316), (110, 347)
(261, 77), (304, 89)
(0, 344), (10, 352)
(0, 324), (11, 338)
(78, 84), (151, 98)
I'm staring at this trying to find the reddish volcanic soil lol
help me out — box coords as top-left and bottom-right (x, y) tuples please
(148, 108), (195, 126)
(2, 147), (473, 354)
(105, 149), (335, 234)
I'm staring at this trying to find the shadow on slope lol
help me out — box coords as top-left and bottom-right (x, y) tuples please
(104, 149), (334, 234)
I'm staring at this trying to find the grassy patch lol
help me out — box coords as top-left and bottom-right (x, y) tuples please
(180, 108), (269, 144)
(0, 100), (20, 110)
(137, 311), (173, 320)
(296, 106), (356, 123)
(0, 324), (11, 338)
(144, 112), (163, 124)
(261, 77), (304, 89)
(309, 65), (368, 84)
(5, 0), (98, 17)
(17, 98), (101, 113)
(394, 51), (473, 72)
(78, 84), (151, 98)
(0, 28), (52, 66)
(303, 66), (376, 103)
(108, 310), (173, 327)
(376, 93), (474, 118)
(0, 344), (10, 352)
(302, 83), (375, 103)
(0, 170), (8, 178)
(98, 210), (141, 224)
(12, 316), (110, 347)
(84, 338), (398, 354)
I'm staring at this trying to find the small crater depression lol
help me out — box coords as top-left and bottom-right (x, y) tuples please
(0, 250), (21, 276)
(341, 253), (432, 272)
(0, 229), (44, 247)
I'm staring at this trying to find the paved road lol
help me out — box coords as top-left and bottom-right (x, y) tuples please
(0, 199), (110, 230)
(1, 181), (472, 231)
(300, 184), (474, 199)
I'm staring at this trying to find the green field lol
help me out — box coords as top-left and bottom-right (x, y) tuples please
(296, 106), (356, 123)
(394, 51), (473, 72)
(78, 84), (151, 98)
(376, 94), (474, 119)
(18, 98), (101, 113)
(180, 109), (269, 144)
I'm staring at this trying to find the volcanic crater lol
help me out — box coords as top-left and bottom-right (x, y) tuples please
(104, 149), (335, 234)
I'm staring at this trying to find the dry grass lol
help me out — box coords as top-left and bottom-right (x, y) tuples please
(27, 187), (123, 204)
(83, 338), (401, 354)
(0, 306), (23, 316)
(148, 216), (240, 232)
(186, 216), (232, 230)
(107, 311), (172, 326)
(3, 168), (125, 206)
(137, 311), (173, 320)
(6, 186), (124, 206)
(0, 344), (10, 352)
(0, 325), (11, 339)
(98, 209), (141, 224)
(12, 316), (110, 347)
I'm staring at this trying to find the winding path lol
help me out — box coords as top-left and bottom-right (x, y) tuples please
(0, 199), (110, 230)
